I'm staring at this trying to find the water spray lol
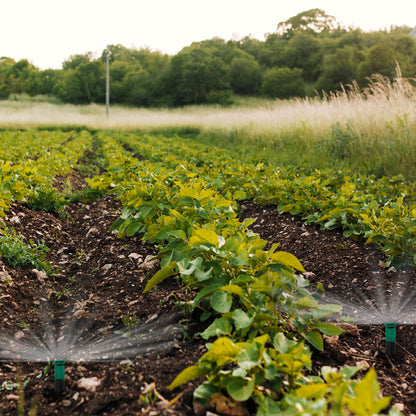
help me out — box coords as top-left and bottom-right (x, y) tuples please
(54, 360), (65, 393)
(385, 323), (396, 356)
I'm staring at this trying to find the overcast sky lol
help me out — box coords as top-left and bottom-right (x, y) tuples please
(2, 0), (415, 70)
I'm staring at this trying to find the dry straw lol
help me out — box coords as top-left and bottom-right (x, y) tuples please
(1, 67), (415, 141)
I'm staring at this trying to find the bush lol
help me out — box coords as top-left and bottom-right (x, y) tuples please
(261, 67), (306, 98)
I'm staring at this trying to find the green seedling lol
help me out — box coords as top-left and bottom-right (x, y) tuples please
(114, 313), (140, 338)
(36, 361), (51, 380)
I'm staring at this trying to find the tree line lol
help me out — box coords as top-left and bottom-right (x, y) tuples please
(1, 9), (416, 106)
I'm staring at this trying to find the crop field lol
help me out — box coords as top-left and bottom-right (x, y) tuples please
(0, 82), (416, 415)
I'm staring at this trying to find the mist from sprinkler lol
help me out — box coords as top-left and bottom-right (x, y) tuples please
(0, 302), (184, 393)
(318, 265), (416, 356)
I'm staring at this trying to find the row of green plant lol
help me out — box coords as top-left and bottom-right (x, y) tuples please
(88, 132), (400, 415)
(0, 130), (92, 217)
(115, 131), (416, 267)
(0, 130), (93, 273)
(0, 130), (75, 163)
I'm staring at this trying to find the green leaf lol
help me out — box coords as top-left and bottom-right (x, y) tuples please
(210, 290), (232, 313)
(193, 282), (225, 304)
(338, 365), (363, 380)
(312, 304), (343, 320)
(233, 190), (247, 200)
(303, 331), (324, 351)
(194, 266), (213, 282)
(273, 333), (298, 354)
(270, 251), (306, 272)
(126, 219), (142, 237)
(232, 309), (253, 330)
(346, 368), (391, 415)
(193, 381), (220, 406)
(297, 296), (319, 309)
(202, 337), (240, 366)
(313, 322), (344, 336)
(168, 365), (207, 389)
(143, 262), (176, 293)
(189, 228), (219, 247)
(221, 284), (244, 297)
(295, 383), (327, 399)
(321, 366), (342, 383)
(177, 257), (203, 275)
(226, 377), (255, 402)
(201, 317), (233, 339)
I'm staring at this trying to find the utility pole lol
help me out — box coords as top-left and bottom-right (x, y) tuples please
(106, 46), (110, 118)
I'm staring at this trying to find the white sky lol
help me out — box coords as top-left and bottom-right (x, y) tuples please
(1, 0), (416, 70)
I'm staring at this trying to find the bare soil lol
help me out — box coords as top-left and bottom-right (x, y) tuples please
(0, 180), (415, 415)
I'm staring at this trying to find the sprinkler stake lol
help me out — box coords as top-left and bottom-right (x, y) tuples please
(54, 360), (65, 393)
(385, 323), (396, 356)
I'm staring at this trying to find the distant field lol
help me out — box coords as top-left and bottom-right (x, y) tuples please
(1, 74), (416, 179)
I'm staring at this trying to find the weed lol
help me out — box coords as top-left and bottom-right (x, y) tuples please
(24, 185), (67, 219)
(54, 286), (71, 298)
(1, 371), (38, 416)
(70, 249), (86, 266)
(36, 361), (51, 380)
(114, 313), (140, 338)
(0, 225), (52, 273)
(140, 382), (160, 406)
(65, 187), (105, 204)
(121, 363), (135, 373)
(121, 313), (140, 331)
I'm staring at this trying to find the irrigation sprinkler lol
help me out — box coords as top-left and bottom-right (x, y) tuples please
(385, 323), (396, 356)
(54, 360), (65, 393)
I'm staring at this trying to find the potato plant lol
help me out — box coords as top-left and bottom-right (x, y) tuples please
(0, 130), (92, 216)
(89, 132), (402, 415)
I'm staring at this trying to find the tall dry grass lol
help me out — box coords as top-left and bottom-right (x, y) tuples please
(1, 69), (416, 178)
(0, 72), (414, 134)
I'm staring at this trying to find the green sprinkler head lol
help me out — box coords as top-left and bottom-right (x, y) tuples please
(385, 323), (396, 356)
(54, 360), (65, 393)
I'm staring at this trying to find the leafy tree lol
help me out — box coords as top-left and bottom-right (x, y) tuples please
(0, 58), (39, 97)
(124, 68), (168, 107)
(389, 31), (416, 77)
(108, 61), (133, 103)
(261, 67), (305, 98)
(57, 61), (105, 104)
(165, 46), (231, 106)
(315, 45), (360, 92)
(62, 53), (94, 70)
(0, 57), (18, 98)
(3, 10), (416, 105)
(356, 43), (398, 86)
(258, 34), (287, 68)
(229, 55), (261, 95)
(276, 8), (338, 40)
(282, 31), (323, 82)
(235, 36), (264, 62)
(96, 45), (170, 106)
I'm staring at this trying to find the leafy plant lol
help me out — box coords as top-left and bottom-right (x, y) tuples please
(114, 313), (140, 338)
(86, 131), (402, 415)
(140, 382), (160, 406)
(0, 224), (52, 273)
(24, 186), (67, 218)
